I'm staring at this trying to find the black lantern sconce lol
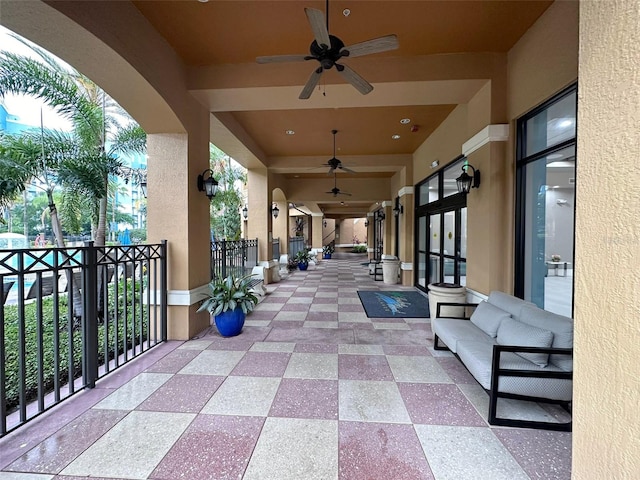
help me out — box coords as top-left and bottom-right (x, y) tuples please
(197, 169), (219, 200)
(323, 219), (327, 228)
(393, 204), (404, 217)
(271, 203), (280, 219)
(364, 219), (369, 227)
(456, 163), (481, 194)
(242, 205), (248, 220)
(376, 209), (385, 221)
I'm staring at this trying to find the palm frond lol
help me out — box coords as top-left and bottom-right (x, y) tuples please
(109, 124), (147, 156)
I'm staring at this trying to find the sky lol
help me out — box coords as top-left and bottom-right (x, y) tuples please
(1, 25), (74, 131)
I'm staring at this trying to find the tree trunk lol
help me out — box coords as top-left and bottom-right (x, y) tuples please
(47, 189), (83, 319)
(95, 195), (107, 246)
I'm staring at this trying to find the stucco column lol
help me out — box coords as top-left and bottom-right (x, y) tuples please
(311, 213), (324, 251)
(382, 201), (393, 255)
(398, 187), (415, 285)
(366, 212), (374, 260)
(147, 132), (211, 340)
(574, 1), (640, 477)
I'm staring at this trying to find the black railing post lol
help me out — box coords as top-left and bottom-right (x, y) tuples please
(161, 240), (168, 341)
(82, 241), (98, 389)
(221, 239), (227, 278)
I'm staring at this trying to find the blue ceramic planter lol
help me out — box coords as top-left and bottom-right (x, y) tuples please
(323, 253), (332, 259)
(214, 306), (246, 337)
(298, 262), (309, 271)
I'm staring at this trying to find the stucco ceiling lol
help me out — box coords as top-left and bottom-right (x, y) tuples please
(129, 0), (552, 215)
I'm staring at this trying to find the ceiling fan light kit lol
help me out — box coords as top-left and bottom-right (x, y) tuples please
(256, 2), (399, 99)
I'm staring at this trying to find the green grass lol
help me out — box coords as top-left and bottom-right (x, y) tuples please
(2, 279), (151, 411)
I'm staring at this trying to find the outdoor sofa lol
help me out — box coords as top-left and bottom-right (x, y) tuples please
(431, 291), (573, 431)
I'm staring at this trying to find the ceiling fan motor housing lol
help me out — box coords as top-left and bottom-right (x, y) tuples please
(310, 35), (346, 70)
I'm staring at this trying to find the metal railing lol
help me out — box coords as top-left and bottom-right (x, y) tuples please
(210, 238), (259, 280)
(0, 241), (168, 437)
(289, 236), (305, 259)
(272, 237), (280, 260)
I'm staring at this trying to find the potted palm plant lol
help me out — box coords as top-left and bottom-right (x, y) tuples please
(295, 248), (312, 270)
(197, 274), (259, 337)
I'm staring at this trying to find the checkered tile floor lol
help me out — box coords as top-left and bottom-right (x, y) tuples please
(0, 253), (571, 479)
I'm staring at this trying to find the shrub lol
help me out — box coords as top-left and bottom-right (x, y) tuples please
(351, 244), (367, 253)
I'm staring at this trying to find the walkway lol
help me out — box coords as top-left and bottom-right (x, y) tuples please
(0, 253), (571, 479)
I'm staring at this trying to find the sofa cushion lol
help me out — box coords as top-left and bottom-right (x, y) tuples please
(518, 305), (573, 371)
(496, 317), (554, 367)
(456, 340), (572, 401)
(470, 301), (511, 338)
(432, 317), (495, 353)
(487, 291), (534, 320)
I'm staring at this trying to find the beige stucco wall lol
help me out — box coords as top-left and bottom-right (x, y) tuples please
(573, 0), (640, 477)
(507, 0), (579, 120)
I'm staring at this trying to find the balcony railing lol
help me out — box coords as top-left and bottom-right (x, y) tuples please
(0, 241), (168, 437)
(288, 236), (305, 259)
(272, 237), (280, 260)
(210, 238), (259, 280)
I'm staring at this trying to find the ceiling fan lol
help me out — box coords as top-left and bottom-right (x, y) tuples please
(326, 173), (352, 197)
(320, 129), (355, 175)
(256, 1), (399, 99)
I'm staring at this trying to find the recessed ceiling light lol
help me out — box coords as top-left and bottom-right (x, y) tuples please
(343, 8), (351, 17)
(197, 0), (209, 3)
(431, 160), (439, 168)
(400, 118), (411, 124)
(392, 134), (401, 140)
(285, 130), (295, 135)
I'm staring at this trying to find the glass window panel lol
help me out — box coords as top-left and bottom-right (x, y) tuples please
(443, 211), (455, 255)
(523, 152), (575, 317)
(443, 158), (466, 198)
(418, 253), (426, 288)
(429, 214), (440, 253)
(418, 182), (430, 206)
(428, 176), (439, 203)
(429, 254), (441, 284)
(525, 90), (577, 157)
(418, 216), (427, 251)
(459, 261), (467, 286)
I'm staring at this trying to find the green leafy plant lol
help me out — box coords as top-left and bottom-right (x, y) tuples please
(295, 248), (312, 264)
(351, 244), (368, 253)
(197, 274), (259, 317)
(323, 243), (335, 255)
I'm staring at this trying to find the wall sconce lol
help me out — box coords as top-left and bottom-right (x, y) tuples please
(393, 205), (404, 217)
(197, 169), (219, 200)
(323, 219), (327, 228)
(242, 205), (248, 220)
(376, 210), (385, 221)
(364, 219), (369, 227)
(271, 203), (280, 218)
(456, 163), (481, 194)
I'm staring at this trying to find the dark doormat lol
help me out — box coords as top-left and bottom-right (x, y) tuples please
(357, 291), (430, 318)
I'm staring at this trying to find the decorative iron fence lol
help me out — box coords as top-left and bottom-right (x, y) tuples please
(210, 238), (259, 280)
(0, 241), (168, 437)
(272, 237), (280, 260)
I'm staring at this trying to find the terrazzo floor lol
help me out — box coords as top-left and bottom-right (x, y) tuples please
(0, 253), (571, 480)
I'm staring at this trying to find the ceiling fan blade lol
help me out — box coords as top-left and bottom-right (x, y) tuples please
(299, 67), (323, 99)
(256, 54), (309, 64)
(336, 64), (373, 95)
(305, 8), (331, 49)
(339, 165), (356, 174)
(339, 191), (353, 196)
(327, 167), (336, 175)
(341, 34), (399, 58)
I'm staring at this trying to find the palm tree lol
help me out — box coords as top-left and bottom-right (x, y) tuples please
(0, 36), (146, 245)
(0, 35), (146, 319)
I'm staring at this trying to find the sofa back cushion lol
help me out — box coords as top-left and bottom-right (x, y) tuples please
(487, 291), (534, 320)
(497, 317), (554, 367)
(519, 305), (574, 371)
(470, 301), (511, 338)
